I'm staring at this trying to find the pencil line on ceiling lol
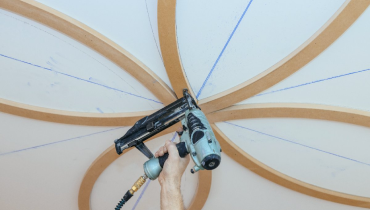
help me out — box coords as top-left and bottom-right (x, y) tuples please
(145, 0), (164, 63)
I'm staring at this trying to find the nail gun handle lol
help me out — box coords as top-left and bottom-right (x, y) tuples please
(158, 142), (188, 168)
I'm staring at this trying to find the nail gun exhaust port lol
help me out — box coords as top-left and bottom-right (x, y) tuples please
(146, 121), (155, 132)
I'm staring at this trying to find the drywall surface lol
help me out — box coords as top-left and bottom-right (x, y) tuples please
(240, 6), (370, 111)
(35, 0), (170, 88)
(176, 0), (345, 99)
(0, 9), (163, 113)
(1, 112), (367, 210)
(1, 0), (370, 209)
(216, 118), (370, 197)
(0, 112), (127, 210)
(203, 154), (364, 210)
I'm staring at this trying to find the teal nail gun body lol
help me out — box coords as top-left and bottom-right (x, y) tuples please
(144, 106), (221, 179)
(113, 89), (222, 209)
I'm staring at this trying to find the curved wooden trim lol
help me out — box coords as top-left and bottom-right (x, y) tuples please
(158, 0), (196, 99)
(187, 170), (212, 210)
(208, 103), (370, 208)
(0, 98), (154, 126)
(207, 103), (370, 128)
(212, 124), (370, 208)
(198, 0), (370, 113)
(0, 0), (176, 122)
(78, 145), (129, 210)
(78, 125), (211, 210)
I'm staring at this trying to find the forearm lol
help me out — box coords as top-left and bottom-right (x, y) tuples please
(160, 180), (185, 210)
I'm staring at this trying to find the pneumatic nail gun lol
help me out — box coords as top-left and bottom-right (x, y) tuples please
(113, 89), (222, 209)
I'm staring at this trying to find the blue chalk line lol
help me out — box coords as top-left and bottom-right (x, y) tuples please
(0, 127), (124, 156)
(224, 121), (370, 167)
(256, 68), (370, 97)
(0, 53), (162, 104)
(196, 0), (254, 99)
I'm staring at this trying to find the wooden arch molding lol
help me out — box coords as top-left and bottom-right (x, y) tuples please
(208, 103), (370, 208)
(160, 0), (368, 114)
(0, 98), (152, 126)
(207, 103), (370, 127)
(1, 0), (369, 209)
(198, 0), (370, 113)
(78, 127), (212, 210)
(157, 0), (370, 208)
(0, 0), (176, 125)
(199, 0), (370, 113)
(158, 0), (196, 99)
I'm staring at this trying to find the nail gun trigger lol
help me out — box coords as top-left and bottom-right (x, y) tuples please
(135, 142), (154, 159)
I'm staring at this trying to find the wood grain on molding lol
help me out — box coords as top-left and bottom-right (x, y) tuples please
(78, 145), (129, 210)
(199, 0), (370, 113)
(158, 0), (196, 99)
(207, 103), (370, 128)
(188, 170), (212, 210)
(208, 103), (370, 208)
(0, 98), (154, 126)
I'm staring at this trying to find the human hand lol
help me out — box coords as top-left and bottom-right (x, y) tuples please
(154, 130), (190, 187)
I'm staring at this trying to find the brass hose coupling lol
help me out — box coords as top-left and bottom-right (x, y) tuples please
(129, 174), (148, 195)
(115, 174), (148, 210)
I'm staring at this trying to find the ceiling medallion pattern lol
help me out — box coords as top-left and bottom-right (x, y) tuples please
(1, 0), (369, 209)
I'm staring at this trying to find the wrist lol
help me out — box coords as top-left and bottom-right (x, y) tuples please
(160, 178), (185, 210)
(160, 177), (181, 189)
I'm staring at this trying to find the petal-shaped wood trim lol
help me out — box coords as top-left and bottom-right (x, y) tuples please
(0, 98), (153, 126)
(207, 103), (370, 127)
(188, 170), (212, 210)
(2, 0), (369, 208)
(212, 124), (370, 208)
(158, 0), (196, 99)
(199, 0), (370, 113)
(209, 103), (370, 208)
(78, 126), (211, 210)
(0, 0), (176, 124)
(78, 144), (127, 210)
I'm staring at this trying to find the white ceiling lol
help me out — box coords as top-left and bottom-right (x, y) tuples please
(0, 8), (163, 113)
(1, 0), (369, 209)
(36, 0), (170, 88)
(0, 111), (127, 209)
(176, 0), (345, 100)
(241, 6), (370, 111)
(217, 118), (370, 198)
(204, 154), (364, 210)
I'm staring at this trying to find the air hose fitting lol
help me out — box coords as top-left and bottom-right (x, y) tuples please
(115, 174), (148, 210)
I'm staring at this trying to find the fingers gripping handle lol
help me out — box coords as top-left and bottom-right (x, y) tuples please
(144, 142), (189, 180)
(158, 142), (188, 168)
(158, 154), (169, 168)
